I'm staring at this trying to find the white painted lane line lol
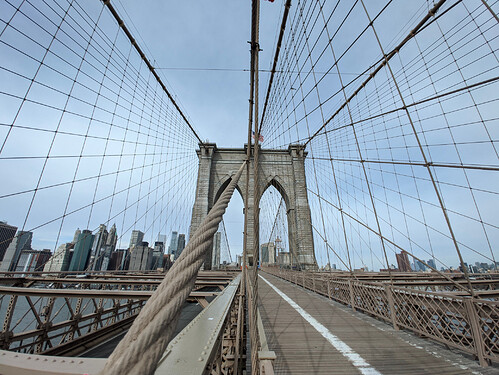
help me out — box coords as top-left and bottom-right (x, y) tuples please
(259, 275), (382, 375)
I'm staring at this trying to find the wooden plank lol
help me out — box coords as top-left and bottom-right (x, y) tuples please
(258, 273), (477, 374)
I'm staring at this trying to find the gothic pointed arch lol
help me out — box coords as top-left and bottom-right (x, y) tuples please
(189, 143), (317, 270)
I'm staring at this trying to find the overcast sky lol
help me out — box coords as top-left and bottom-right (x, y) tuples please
(115, 0), (282, 146)
(113, 0), (284, 260)
(112, 0), (498, 269)
(1, 0), (497, 270)
(0, 0), (284, 263)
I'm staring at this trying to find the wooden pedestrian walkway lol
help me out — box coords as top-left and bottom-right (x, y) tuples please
(258, 272), (489, 375)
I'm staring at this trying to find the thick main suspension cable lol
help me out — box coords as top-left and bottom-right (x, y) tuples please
(100, 161), (246, 375)
(259, 0), (292, 134)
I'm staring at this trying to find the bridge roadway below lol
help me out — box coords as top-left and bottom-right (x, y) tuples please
(258, 272), (495, 375)
(78, 300), (205, 358)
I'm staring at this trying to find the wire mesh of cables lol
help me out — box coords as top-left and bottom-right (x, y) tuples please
(212, 219), (233, 268)
(258, 0), (498, 275)
(259, 189), (291, 266)
(0, 0), (201, 273)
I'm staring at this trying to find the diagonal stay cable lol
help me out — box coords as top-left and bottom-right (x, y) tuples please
(103, 0), (204, 145)
(304, 0), (448, 147)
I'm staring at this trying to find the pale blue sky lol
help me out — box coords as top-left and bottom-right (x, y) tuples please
(0, 0), (497, 270)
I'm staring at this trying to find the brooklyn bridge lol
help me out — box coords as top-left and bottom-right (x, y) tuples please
(0, 0), (497, 374)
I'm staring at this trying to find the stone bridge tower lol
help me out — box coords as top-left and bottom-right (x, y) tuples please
(189, 143), (317, 270)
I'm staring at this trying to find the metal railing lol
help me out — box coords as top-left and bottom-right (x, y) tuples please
(0, 273), (245, 375)
(264, 268), (498, 367)
(0, 271), (236, 355)
(0, 289), (143, 355)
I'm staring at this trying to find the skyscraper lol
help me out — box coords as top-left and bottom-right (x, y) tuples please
(0, 221), (17, 262)
(108, 249), (127, 271)
(129, 242), (153, 271)
(260, 242), (277, 266)
(0, 230), (33, 271)
(176, 234), (186, 258)
(260, 242), (276, 265)
(212, 232), (221, 269)
(168, 231), (178, 256)
(396, 251), (411, 272)
(95, 224), (118, 271)
(268, 242), (276, 264)
(72, 228), (81, 244)
(261, 243), (269, 264)
(414, 260), (427, 272)
(44, 243), (74, 272)
(106, 224), (117, 249)
(15, 249), (40, 272)
(157, 234), (167, 245)
(162, 253), (173, 270)
(152, 241), (164, 269)
(428, 258), (436, 270)
(15, 249), (51, 272)
(35, 249), (52, 270)
(277, 251), (291, 266)
(99, 247), (112, 271)
(69, 230), (94, 271)
(91, 224), (108, 271)
(129, 230), (144, 249)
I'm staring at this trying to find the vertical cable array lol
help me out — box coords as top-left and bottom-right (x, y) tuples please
(259, 0), (499, 291)
(259, 192), (292, 265)
(0, 0), (201, 271)
(219, 219), (233, 265)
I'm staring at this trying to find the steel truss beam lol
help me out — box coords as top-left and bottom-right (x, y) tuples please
(155, 274), (242, 374)
(0, 274), (243, 374)
(0, 272), (239, 355)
